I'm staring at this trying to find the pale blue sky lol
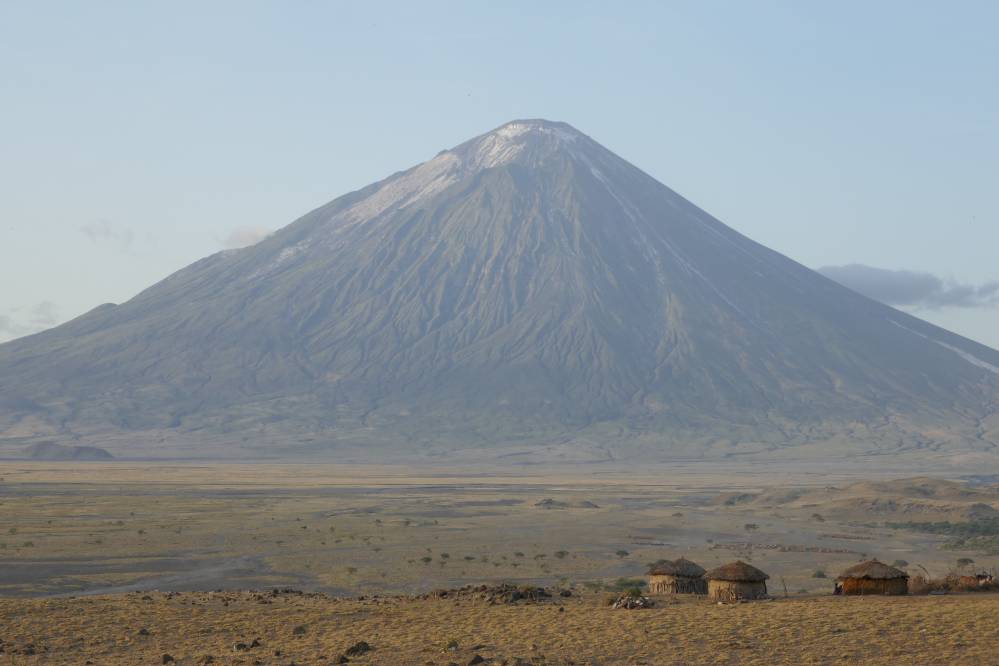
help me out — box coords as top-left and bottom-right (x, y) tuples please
(2, 1), (997, 346)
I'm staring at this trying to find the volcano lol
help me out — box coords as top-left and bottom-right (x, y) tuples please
(2, 120), (998, 461)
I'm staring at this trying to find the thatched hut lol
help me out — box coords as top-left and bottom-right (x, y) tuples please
(836, 560), (909, 595)
(647, 558), (707, 594)
(704, 560), (769, 601)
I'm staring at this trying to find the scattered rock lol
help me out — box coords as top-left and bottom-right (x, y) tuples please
(610, 593), (655, 609)
(234, 642), (248, 651)
(293, 624), (308, 636)
(161, 655), (174, 664)
(468, 655), (486, 665)
(344, 640), (372, 656)
(138, 628), (150, 636)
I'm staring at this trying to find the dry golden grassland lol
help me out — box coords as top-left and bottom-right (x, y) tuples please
(2, 590), (998, 664)
(2, 462), (998, 664)
(1, 463), (990, 599)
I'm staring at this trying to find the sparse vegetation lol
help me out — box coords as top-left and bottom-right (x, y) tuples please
(887, 518), (999, 537)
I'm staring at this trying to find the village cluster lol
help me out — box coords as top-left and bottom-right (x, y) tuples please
(646, 558), (993, 601)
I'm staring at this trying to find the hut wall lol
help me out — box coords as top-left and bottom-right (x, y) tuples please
(841, 578), (908, 596)
(707, 579), (768, 601)
(649, 575), (706, 594)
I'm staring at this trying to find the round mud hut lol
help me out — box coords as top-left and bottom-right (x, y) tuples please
(648, 558), (707, 594)
(836, 560), (909, 595)
(704, 561), (769, 601)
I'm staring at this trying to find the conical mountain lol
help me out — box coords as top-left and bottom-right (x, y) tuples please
(2, 120), (998, 461)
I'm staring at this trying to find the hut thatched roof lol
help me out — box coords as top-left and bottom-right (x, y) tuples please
(837, 560), (909, 581)
(704, 560), (769, 582)
(650, 557), (706, 577)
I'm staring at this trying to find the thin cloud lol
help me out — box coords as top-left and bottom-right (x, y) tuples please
(0, 302), (62, 342)
(222, 225), (272, 249)
(79, 220), (134, 249)
(29, 301), (60, 326)
(819, 264), (999, 309)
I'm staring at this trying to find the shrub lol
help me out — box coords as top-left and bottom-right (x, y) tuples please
(812, 570), (826, 579)
(892, 559), (909, 568)
(609, 577), (646, 591)
(615, 550), (629, 558)
(554, 550), (568, 559)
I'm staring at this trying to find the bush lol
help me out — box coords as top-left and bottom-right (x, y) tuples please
(888, 518), (999, 537)
(812, 570), (826, 579)
(892, 559), (909, 568)
(615, 550), (629, 558)
(609, 577), (646, 591)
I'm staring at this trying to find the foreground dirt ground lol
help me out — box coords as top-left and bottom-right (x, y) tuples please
(1, 591), (997, 665)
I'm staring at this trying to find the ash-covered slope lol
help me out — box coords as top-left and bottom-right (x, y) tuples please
(2, 120), (998, 460)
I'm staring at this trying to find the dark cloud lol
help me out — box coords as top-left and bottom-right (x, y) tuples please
(819, 264), (999, 309)
(79, 220), (134, 248)
(222, 225), (272, 249)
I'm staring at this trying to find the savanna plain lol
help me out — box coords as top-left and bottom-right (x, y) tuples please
(2, 462), (998, 664)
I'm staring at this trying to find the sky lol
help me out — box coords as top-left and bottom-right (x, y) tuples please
(1, 1), (997, 347)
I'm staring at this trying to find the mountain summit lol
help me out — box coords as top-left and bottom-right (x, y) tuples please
(2, 120), (998, 461)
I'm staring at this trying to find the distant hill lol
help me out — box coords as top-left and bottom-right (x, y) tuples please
(1, 120), (998, 461)
(19, 442), (114, 461)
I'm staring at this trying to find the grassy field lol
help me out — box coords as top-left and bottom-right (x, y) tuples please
(2, 590), (998, 664)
